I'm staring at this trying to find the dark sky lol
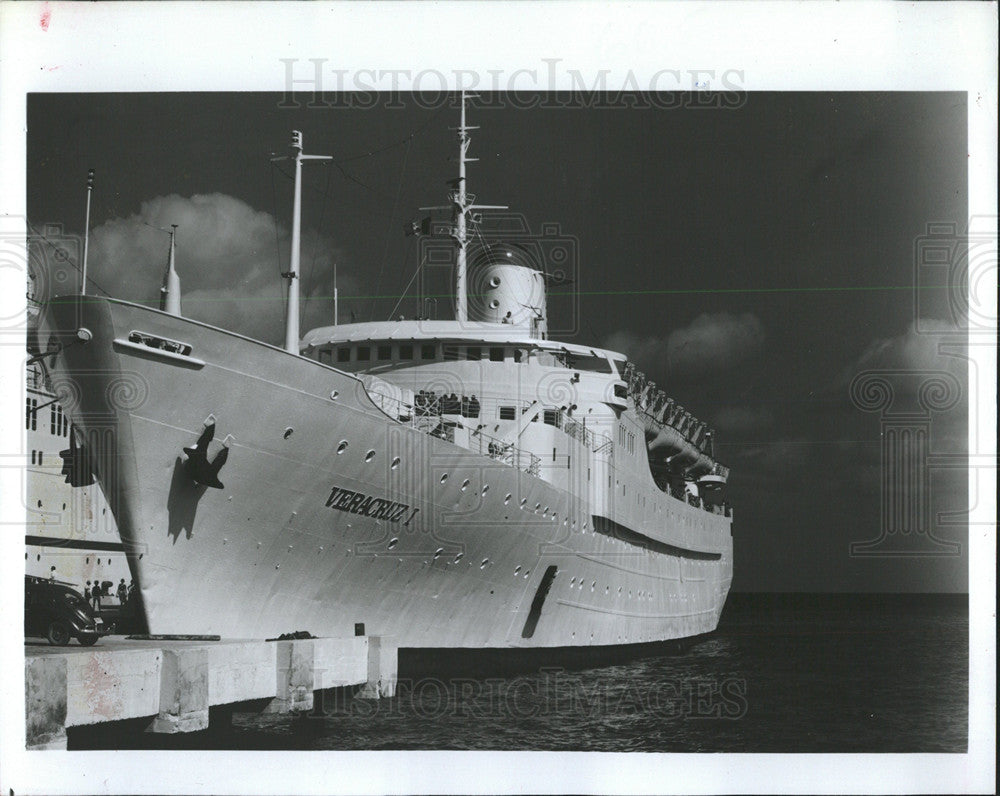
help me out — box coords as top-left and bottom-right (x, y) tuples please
(27, 92), (969, 592)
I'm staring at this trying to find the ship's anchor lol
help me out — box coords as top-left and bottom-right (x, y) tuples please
(182, 415), (232, 489)
(59, 431), (95, 487)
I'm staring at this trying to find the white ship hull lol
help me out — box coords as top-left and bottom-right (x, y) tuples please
(45, 295), (732, 648)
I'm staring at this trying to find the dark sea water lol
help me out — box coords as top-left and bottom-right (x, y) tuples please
(71, 593), (967, 752)
(226, 593), (968, 753)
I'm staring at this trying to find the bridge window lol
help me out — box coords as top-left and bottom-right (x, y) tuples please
(377, 345), (391, 361)
(499, 406), (516, 420)
(357, 346), (371, 361)
(490, 347), (505, 362)
(318, 349), (332, 364)
(421, 344), (436, 360)
(443, 345), (460, 361)
(466, 346), (481, 361)
(399, 344), (413, 360)
(337, 347), (350, 363)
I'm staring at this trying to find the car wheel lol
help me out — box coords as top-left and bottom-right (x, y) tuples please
(77, 635), (99, 647)
(46, 621), (71, 646)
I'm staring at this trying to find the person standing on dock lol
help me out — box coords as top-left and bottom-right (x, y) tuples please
(91, 582), (102, 611)
(117, 579), (128, 605)
(84, 581), (92, 603)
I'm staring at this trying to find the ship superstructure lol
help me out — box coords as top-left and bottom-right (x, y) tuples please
(38, 96), (732, 648)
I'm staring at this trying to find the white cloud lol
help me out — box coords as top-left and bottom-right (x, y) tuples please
(86, 193), (354, 344)
(852, 318), (965, 373)
(604, 312), (765, 381)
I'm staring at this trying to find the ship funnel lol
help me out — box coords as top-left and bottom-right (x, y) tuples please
(467, 244), (548, 336)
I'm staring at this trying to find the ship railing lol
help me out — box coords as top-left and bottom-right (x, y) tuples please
(26, 364), (43, 391)
(367, 390), (541, 478)
(593, 435), (614, 457)
(709, 460), (730, 481)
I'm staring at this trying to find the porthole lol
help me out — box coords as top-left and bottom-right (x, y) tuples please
(37, 500), (42, 508)
(434, 547), (444, 559)
(514, 566), (522, 576)
(387, 538), (399, 550)
(365, 449), (376, 462)
(440, 473), (449, 484)
(454, 552), (464, 563)
(480, 558), (490, 569)
(283, 427), (294, 439)
(489, 276), (501, 288)
(62, 503), (66, 510)
(391, 457), (401, 470)
(461, 479), (470, 491)
(520, 498), (527, 507)
(481, 484), (489, 495)
(330, 390), (339, 400)
(489, 299), (500, 309)
(504, 493), (512, 505)
(337, 440), (349, 454)
(36, 554), (40, 561)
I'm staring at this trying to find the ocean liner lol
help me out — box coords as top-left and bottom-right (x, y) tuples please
(37, 96), (733, 649)
(25, 264), (129, 594)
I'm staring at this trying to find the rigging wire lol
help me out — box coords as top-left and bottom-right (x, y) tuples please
(25, 221), (112, 298)
(369, 136), (412, 321)
(303, 161), (333, 316)
(268, 161), (287, 307)
(386, 236), (422, 321)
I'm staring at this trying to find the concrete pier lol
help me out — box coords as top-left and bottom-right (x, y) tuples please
(24, 635), (397, 750)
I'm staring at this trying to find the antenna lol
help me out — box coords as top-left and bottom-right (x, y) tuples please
(81, 169), (94, 295)
(272, 131), (332, 354)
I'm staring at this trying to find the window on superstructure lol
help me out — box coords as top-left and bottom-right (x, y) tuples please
(377, 345), (391, 361)
(50, 406), (56, 435)
(318, 349), (332, 364)
(466, 347), (481, 361)
(443, 346), (460, 361)
(357, 346), (371, 361)
(543, 409), (561, 427)
(489, 347), (504, 362)
(399, 344), (413, 360)
(499, 406), (516, 420)
(514, 349), (524, 363)
(421, 344), (436, 360)
(337, 347), (350, 363)
(26, 398), (37, 430)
